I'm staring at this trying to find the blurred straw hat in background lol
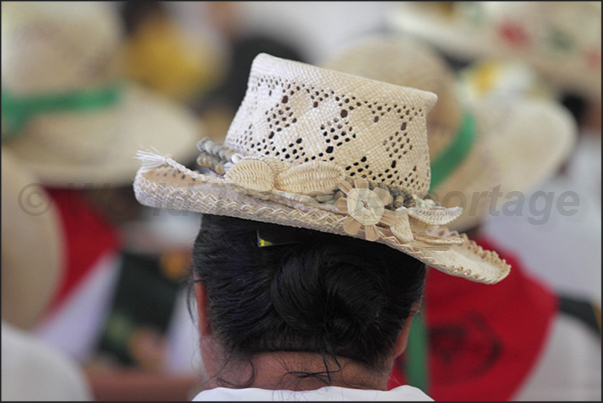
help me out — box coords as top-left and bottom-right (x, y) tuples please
(1, 2), (202, 187)
(321, 35), (577, 231)
(1, 147), (64, 329)
(389, 2), (601, 102)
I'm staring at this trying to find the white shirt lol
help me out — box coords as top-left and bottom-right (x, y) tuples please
(192, 385), (433, 401)
(1, 321), (92, 401)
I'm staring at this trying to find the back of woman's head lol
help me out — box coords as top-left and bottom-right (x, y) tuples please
(192, 214), (426, 376)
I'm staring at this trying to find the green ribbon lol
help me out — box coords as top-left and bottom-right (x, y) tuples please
(1, 83), (122, 142)
(405, 114), (476, 393)
(429, 113), (476, 191)
(405, 310), (429, 393)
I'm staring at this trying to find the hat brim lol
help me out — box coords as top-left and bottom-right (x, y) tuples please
(1, 147), (64, 329)
(4, 84), (202, 187)
(431, 126), (499, 232)
(389, 3), (601, 100)
(133, 155), (510, 285)
(477, 97), (577, 195)
(434, 97), (576, 231)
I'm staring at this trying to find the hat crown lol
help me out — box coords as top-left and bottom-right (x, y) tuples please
(224, 54), (438, 197)
(321, 36), (463, 158)
(1, 2), (122, 95)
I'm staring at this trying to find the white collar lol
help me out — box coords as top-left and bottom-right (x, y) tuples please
(192, 384), (433, 401)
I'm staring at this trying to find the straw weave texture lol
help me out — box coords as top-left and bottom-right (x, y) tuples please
(321, 36), (462, 157)
(225, 54), (437, 197)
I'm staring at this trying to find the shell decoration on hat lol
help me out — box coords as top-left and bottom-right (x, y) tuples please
(138, 135), (464, 249)
(334, 178), (463, 245)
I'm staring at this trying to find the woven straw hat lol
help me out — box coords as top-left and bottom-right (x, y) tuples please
(389, 2), (601, 101)
(1, 2), (201, 187)
(1, 147), (64, 330)
(133, 53), (510, 284)
(321, 35), (577, 232)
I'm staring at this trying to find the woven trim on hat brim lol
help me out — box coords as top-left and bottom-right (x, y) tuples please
(3, 84), (201, 187)
(133, 158), (510, 285)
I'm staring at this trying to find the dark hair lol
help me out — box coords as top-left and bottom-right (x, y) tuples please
(191, 214), (426, 386)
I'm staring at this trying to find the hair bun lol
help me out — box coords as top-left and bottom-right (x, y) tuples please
(270, 244), (387, 339)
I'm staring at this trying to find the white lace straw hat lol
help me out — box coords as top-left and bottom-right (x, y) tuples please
(389, 2), (601, 101)
(321, 35), (577, 232)
(1, 2), (201, 187)
(133, 53), (511, 284)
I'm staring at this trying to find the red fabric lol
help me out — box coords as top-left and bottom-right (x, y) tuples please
(389, 236), (558, 401)
(44, 188), (120, 315)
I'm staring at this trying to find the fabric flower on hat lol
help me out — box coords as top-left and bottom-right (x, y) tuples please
(334, 179), (464, 245)
(335, 179), (397, 242)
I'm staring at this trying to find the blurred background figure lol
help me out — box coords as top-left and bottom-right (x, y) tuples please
(170, 2), (310, 143)
(389, 0), (601, 324)
(389, 2), (601, 115)
(1, 1), (201, 180)
(2, 147), (92, 401)
(120, 1), (226, 106)
(118, 1), (311, 144)
(322, 34), (600, 401)
(2, 1), (204, 400)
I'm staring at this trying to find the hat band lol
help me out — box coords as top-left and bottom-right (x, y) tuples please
(429, 112), (476, 190)
(1, 82), (122, 142)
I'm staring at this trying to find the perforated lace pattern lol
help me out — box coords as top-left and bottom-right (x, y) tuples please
(224, 54), (437, 198)
(321, 36), (463, 157)
(320, 36), (498, 231)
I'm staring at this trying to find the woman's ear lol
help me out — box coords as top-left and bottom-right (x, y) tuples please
(194, 280), (212, 336)
(394, 301), (422, 357)
(393, 315), (415, 358)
